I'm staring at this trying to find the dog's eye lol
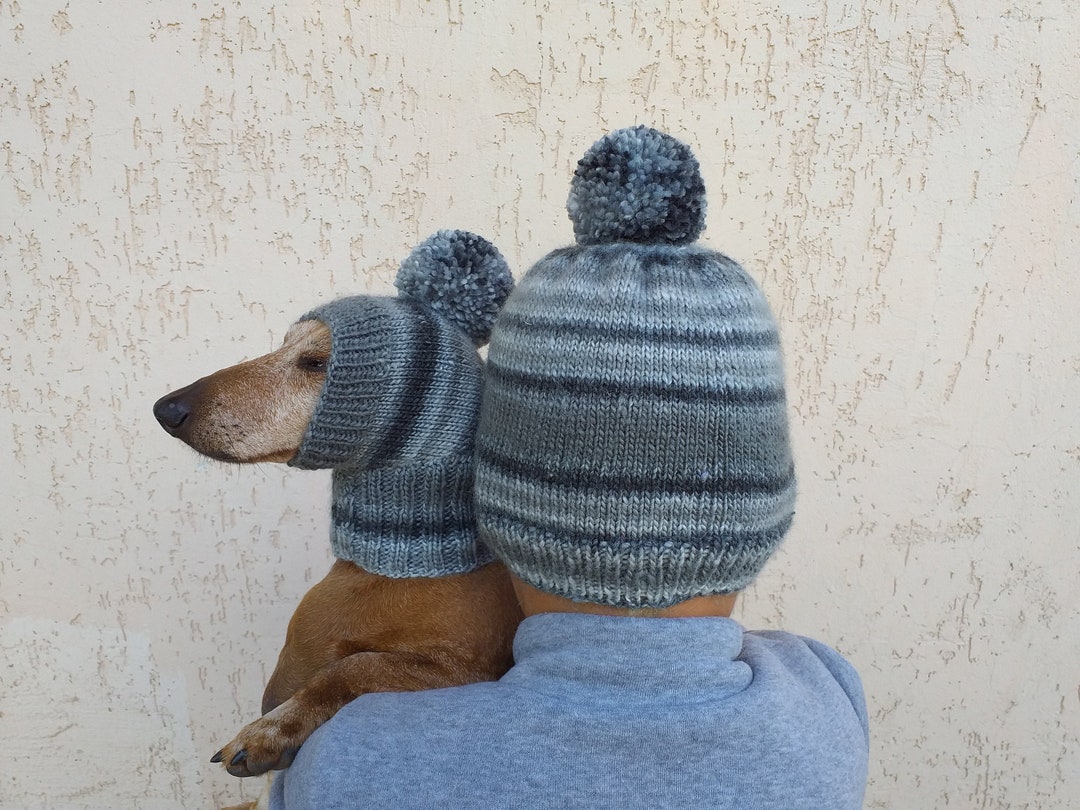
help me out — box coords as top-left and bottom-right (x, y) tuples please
(297, 356), (328, 373)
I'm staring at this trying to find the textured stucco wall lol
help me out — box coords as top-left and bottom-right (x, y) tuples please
(2, 2), (1077, 808)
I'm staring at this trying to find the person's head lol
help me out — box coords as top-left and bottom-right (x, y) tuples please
(475, 126), (796, 612)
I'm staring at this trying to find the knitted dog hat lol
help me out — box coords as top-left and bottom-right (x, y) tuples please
(475, 126), (796, 608)
(290, 230), (513, 578)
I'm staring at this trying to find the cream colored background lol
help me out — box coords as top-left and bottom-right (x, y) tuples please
(2, 1), (1077, 808)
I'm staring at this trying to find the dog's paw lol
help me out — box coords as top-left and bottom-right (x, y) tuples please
(211, 701), (311, 778)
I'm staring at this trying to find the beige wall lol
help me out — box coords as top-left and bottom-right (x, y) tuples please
(2, 1), (1078, 807)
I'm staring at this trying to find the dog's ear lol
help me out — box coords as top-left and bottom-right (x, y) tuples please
(393, 230), (514, 347)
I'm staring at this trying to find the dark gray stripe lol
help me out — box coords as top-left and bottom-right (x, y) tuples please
(477, 443), (793, 497)
(486, 361), (785, 405)
(366, 302), (440, 461)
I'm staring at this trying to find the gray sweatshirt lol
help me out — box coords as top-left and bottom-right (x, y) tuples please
(272, 612), (869, 809)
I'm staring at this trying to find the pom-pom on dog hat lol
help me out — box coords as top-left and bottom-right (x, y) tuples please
(475, 126), (796, 608)
(291, 230), (513, 577)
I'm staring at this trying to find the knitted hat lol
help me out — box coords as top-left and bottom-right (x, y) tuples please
(475, 126), (796, 608)
(290, 230), (513, 578)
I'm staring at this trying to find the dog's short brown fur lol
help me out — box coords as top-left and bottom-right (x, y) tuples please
(154, 320), (522, 779)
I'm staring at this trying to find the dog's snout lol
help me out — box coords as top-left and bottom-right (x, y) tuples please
(153, 392), (193, 433)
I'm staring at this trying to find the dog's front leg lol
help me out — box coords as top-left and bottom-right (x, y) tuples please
(212, 650), (465, 777)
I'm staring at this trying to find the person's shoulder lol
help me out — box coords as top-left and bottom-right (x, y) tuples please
(338, 676), (506, 731)
(746, 630), (861, 685)
(273, 680), (510, 809)
(743, 629), (869, 742)
(307, 677), (510, 769)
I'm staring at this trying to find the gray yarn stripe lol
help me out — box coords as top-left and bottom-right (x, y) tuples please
(365, 301), (439, 462)
(478, 389), (792, 484)
(497, 310), (781, 351)
(490, 332), (784, 394)
(516, 247), (772, 325)
(486, 360), (785, 405)
(512, 283), (771, 332)
(511, 287), (772, 336)
(475, 464), (796, 542)
(394, 318), (481, 460)
(516, 291), (768, 338)
(476, 443), (793, 497)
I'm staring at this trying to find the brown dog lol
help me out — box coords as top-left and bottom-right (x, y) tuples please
(154, 319), (522, 779)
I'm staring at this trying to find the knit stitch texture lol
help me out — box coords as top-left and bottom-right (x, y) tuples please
(475, 128), (795, 607)
(290, 231), (512, 577)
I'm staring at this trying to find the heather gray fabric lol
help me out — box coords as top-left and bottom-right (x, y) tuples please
(288, 230), (512, 577)
(270, 613), (869, 809)
(475, 127), (796, 607)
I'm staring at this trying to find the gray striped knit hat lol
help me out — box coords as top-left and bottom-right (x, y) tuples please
(290, 230), (513, 578)
(475, 126), (796, 608)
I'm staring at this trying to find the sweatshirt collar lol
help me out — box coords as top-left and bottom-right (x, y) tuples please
(504, 612), (751, 705)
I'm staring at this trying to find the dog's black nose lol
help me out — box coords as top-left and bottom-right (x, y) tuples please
(153, 394), (191, 433)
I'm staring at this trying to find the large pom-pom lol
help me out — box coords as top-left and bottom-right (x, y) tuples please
(395, 230), (514, 346)
(567, 126), (706, 246)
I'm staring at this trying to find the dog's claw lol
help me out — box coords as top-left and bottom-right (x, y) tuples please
(215, 698), (311, 777)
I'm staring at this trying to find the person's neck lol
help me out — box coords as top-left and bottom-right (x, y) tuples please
(510, 577), (738, 619)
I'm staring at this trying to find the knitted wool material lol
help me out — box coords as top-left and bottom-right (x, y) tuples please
(290, 231), (511, 578)
(475, 128), (796, 608)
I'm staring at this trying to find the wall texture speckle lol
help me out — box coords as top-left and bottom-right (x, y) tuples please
(2, 1), (1077, 807)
